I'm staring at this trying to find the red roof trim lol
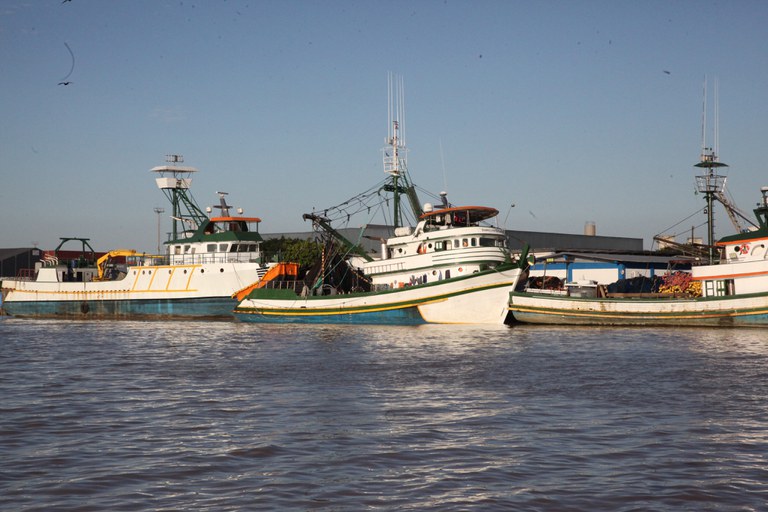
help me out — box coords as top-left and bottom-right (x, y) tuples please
(419, 206), (499, 221)
(210, 216), (262, 223)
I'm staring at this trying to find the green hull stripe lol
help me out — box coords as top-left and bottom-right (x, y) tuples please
(237, 278), (515, 317)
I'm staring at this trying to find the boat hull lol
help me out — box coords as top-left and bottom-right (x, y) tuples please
(508, 291), (768, 327)
(1, 262), (265, 320)
(1, 296), (236, 320)
(235, 266), (522, 325)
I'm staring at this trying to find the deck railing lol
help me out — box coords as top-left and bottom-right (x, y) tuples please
(13, 268), (37, 281)
(166, 253), (263, 266)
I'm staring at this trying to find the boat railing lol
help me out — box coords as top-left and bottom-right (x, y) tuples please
(257, 279), (305, 294)
(366, 261), (405, 275)
(166, 253), (263, 266)
(14, 268), (38, 281)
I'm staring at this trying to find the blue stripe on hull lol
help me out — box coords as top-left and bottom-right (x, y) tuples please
(236, 307), (427, 325)
(3, 297), (237, 320)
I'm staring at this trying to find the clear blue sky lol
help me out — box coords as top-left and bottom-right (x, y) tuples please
(2, 0), (767, 253)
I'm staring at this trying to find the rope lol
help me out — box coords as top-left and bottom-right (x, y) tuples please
(654, 208), (704, 239)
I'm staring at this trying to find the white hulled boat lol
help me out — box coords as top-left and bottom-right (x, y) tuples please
(509, 155), (768, 327)
(1, 157), (274, 319)
(234, 81), (526, 325)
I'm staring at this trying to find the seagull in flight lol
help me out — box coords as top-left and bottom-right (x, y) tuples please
(59, 42), (75, 85)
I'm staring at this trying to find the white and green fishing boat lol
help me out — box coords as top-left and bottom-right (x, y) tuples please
(234, 81), (526, 325)
(509, 153), (768, 327)
(1, 157), (274, 319)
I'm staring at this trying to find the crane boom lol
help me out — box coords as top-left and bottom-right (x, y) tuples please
(714, 191), (757, 233)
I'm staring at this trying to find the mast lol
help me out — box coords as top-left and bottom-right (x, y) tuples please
(151, 154), (207, 242)
(694, 77), (728, 264)
(382, 73), (421, 229)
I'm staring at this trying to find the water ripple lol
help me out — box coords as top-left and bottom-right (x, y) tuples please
(1, 318), (767, 510)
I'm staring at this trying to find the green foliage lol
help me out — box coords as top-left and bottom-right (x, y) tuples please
(262, 237), (322, 268)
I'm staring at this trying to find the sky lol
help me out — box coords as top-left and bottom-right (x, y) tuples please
(2, 0), (768, 253)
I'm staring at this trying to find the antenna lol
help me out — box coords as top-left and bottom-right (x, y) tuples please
(714, 77), (720, 158)
(700, 76), (707, 156)
(384, 72), (407, 176)
(214, 191), (232, 217)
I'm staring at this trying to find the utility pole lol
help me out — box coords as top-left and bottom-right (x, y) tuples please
(154, 207), (165, 254)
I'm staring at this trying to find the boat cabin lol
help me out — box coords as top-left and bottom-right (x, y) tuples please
(167, 216), (267, 265)
(381, 205), (508, 260)
(361, 204), (511, 290)
(694, 186), (768, 297)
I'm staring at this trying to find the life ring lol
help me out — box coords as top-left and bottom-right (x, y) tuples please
(740, 243), (750, 255)
(417, 244), (427, 254)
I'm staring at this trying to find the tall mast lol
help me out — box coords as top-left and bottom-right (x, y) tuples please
(151, 154), (207, 241)
(694, 77), (728, 264)
(382, 73), (421, 229)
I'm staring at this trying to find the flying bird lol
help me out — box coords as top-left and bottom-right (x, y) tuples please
(663, 70), (671, 75)
(60, 42), (75, 84)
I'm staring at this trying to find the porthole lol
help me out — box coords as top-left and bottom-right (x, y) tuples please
(200, 269), (205, 274)
(184, 269), (187, 274)
(220, 268), (225, 273)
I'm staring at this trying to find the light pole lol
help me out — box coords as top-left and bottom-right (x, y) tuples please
(153, 207), (165, 254)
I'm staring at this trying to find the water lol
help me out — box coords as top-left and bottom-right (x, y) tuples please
(1, 317), (767, 511)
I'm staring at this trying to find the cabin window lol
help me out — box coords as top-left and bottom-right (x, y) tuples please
(174, 246), (181, 255)
(706, 279), (734, 297)
(471, 238), (477, 247)
(453, 240), (460, 249)
(462, 239), (468, 247)
(230, 244), (239, 252)
(184, 245), (191, 253)
(207, 244), (216, 253)
(479, 237), (503, 248)
(219, 243), (228, 252)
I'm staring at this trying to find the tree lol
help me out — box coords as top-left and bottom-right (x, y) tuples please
(262, 237), (322, 268)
